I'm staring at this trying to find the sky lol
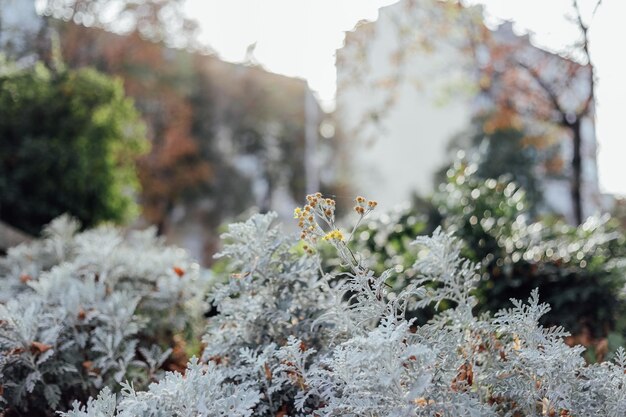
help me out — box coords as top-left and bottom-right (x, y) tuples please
(184, 0), (626, 196)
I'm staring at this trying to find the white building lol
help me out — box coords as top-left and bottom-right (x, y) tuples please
(335, 0), (603, 222)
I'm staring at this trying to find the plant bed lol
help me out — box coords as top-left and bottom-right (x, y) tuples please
(0, 216), (211, 415)
(26, 195), (626, 416)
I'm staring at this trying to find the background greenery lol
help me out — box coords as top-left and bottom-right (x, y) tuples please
(350, 159), (626, 357)
(0, 63), (147, 235)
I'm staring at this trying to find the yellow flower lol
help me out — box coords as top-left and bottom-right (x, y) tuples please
(294, 207), (302, 219)
(322, 229), (345, 242)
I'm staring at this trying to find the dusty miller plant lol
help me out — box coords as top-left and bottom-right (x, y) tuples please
(61, 195), (626, 416)
(0, 216), (211, 415)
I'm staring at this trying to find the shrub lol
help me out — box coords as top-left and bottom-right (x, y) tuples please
(60, 195), (626, 416)
(353, 163), (626, 339)
(0, 62), (148, 235)
(0, 216), (211, 415)
(438, 163), (626, 338)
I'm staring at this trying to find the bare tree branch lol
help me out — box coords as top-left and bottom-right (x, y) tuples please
(516, 60), (567, 123)
(592, 0), (603, 18)
(572, 0), (597, 116)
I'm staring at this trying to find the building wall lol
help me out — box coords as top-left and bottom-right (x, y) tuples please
(336, 1), (477, 211)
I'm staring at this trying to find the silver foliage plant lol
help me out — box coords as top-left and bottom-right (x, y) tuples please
(62, 195), (626, 416)
(0, 215), (212, 414)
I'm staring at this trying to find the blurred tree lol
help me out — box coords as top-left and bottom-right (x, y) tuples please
(48, 20), (220, 235)
(39, 0), (201, 49)
(435, 161), (625, 340)
(473, 128), (542, 213)
(477, 0), (601, 225)
(440, 115), (547, 214)
(55, 22), (329, 263)
(56, 24), (251, 235)
(611, 198), (626, 232)
(339, 0), (602, 224)
(0, 62), (148, 235)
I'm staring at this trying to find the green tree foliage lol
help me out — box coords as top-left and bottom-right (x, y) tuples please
(471, 128), (541, 212)
(441, 117), (546, 214)
(0, 63), (148, 235)
(437, 163), (625, 338)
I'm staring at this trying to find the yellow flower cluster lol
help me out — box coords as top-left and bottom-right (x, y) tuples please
(322, 229), (345, 242)
(306, 193), (336, 216)
(294, 193), (375, 250)
(294, 193), (338, 245)
(295, 204), (317, 241)
(354, 196), (377, 215)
